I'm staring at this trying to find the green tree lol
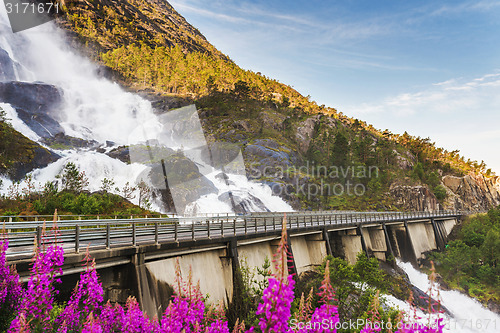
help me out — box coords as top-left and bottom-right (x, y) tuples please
(233, 80), (250, 98)
(58, 163), (89, 192)
(433, 185), (447, 201)
(331, 132), (349, 168)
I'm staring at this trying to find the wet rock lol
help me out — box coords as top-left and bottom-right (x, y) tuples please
(143, 153), (217, 214)
(9, 144), (60, 181)
(0, 81), (64, 138)
(218, 191), (269, 214)
(0, 48), (17, 81)
(107, 146), (130, 164)
(42, 133), (98, 150)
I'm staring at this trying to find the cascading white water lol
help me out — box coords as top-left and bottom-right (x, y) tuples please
(394, 260), (500, 333)
(0, 2), (293, 214)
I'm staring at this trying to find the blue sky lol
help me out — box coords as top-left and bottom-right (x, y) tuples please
(169, 0), (500, 173)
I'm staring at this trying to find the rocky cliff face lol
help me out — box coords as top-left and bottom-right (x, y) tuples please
(389, 184), (440, 212)
(442, 174), (500, 211)
(389, 174), (500, 212)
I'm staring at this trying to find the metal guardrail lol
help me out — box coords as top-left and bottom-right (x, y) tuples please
(2, 210), (468, 259)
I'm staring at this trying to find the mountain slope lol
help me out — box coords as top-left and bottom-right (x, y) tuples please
(20, 0), (500, 211)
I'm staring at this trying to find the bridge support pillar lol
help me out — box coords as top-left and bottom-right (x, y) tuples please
(382, 223), (395, 260)
(322, 228), (333, 256)
(133, 252), (159, 318)
(357, 225), (369, 258)
(403, 221), (418, 265)
(430, 218), (444, 251)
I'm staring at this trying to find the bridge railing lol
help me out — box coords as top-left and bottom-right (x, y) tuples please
(2, 210), (469, 260)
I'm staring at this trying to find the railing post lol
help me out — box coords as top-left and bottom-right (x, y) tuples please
(36, 226), (42, 247)
(75, 225), (80, 253)
(106, 224), (111, 249)
(233, 219), (236, 236)
(255, 217), (258, 233)
(132, 222), (136, 246)
(207, 219), (211, 239)
(174, 221), (178, 242)
(244, 218), (248, 235)
(155, 222), (159, 245)
(221, 217), (224, 237)
(192, 222), (195, 241)
(273, 216), (276, 230)
(264, 217), (267, 232)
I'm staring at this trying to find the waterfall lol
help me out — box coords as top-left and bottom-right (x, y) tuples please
(392, 260), (500, 333)
(0, 2), (292, 215)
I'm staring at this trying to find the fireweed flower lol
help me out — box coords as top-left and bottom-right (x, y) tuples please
(159, 260), (219, 333)
(256, 275), (295, 333)
(121, 297), (159, 333)
(0, 238), (23, 311)
(99, 301), (125, 333)
(56, 250), (104, 331)
(254, 215), (295, 333)
(10, 217), (64, 332)
(81, 313), (104, 333)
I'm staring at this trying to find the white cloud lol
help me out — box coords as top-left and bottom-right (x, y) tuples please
(343, 72), (500, 173)
(351, 72), (500, 116)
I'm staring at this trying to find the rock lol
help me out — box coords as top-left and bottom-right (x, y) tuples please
(259, 111), (286, 131)
(107, 146), (130, 164)
(143, 153), (217, 214)
(217, 192), (269, 214)
(245, 139), (296, 178)
(9, 145), (60, 181)
(394, 150), (415, 170)
(232, 119), (252, 132)
(434, 273), (450, 291)
(0, 81), (64, 138)
(389, 184), (440, 211)
(295, 116), (320, 154)
(441, 174), (500, 211)
(137, 90), (193, 114)
(42, 133), (98, 150)
(0, 48), (17, 81)
(487, 299), (500, 315)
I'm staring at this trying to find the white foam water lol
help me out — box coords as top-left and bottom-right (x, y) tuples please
(395, 260), (500, 333)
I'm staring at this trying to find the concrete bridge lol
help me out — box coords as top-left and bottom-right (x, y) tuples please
(4, 210), (463, 318)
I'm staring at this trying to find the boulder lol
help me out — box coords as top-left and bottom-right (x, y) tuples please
(217, 191), (269, 214)
(107, 146), (130, 164)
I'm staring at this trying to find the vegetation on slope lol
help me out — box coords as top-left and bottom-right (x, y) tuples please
(429, 207), (500, 307)
(0, 162), (153, 217)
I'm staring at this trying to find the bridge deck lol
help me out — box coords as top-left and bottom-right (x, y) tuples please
(3, 210), (463, 262)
